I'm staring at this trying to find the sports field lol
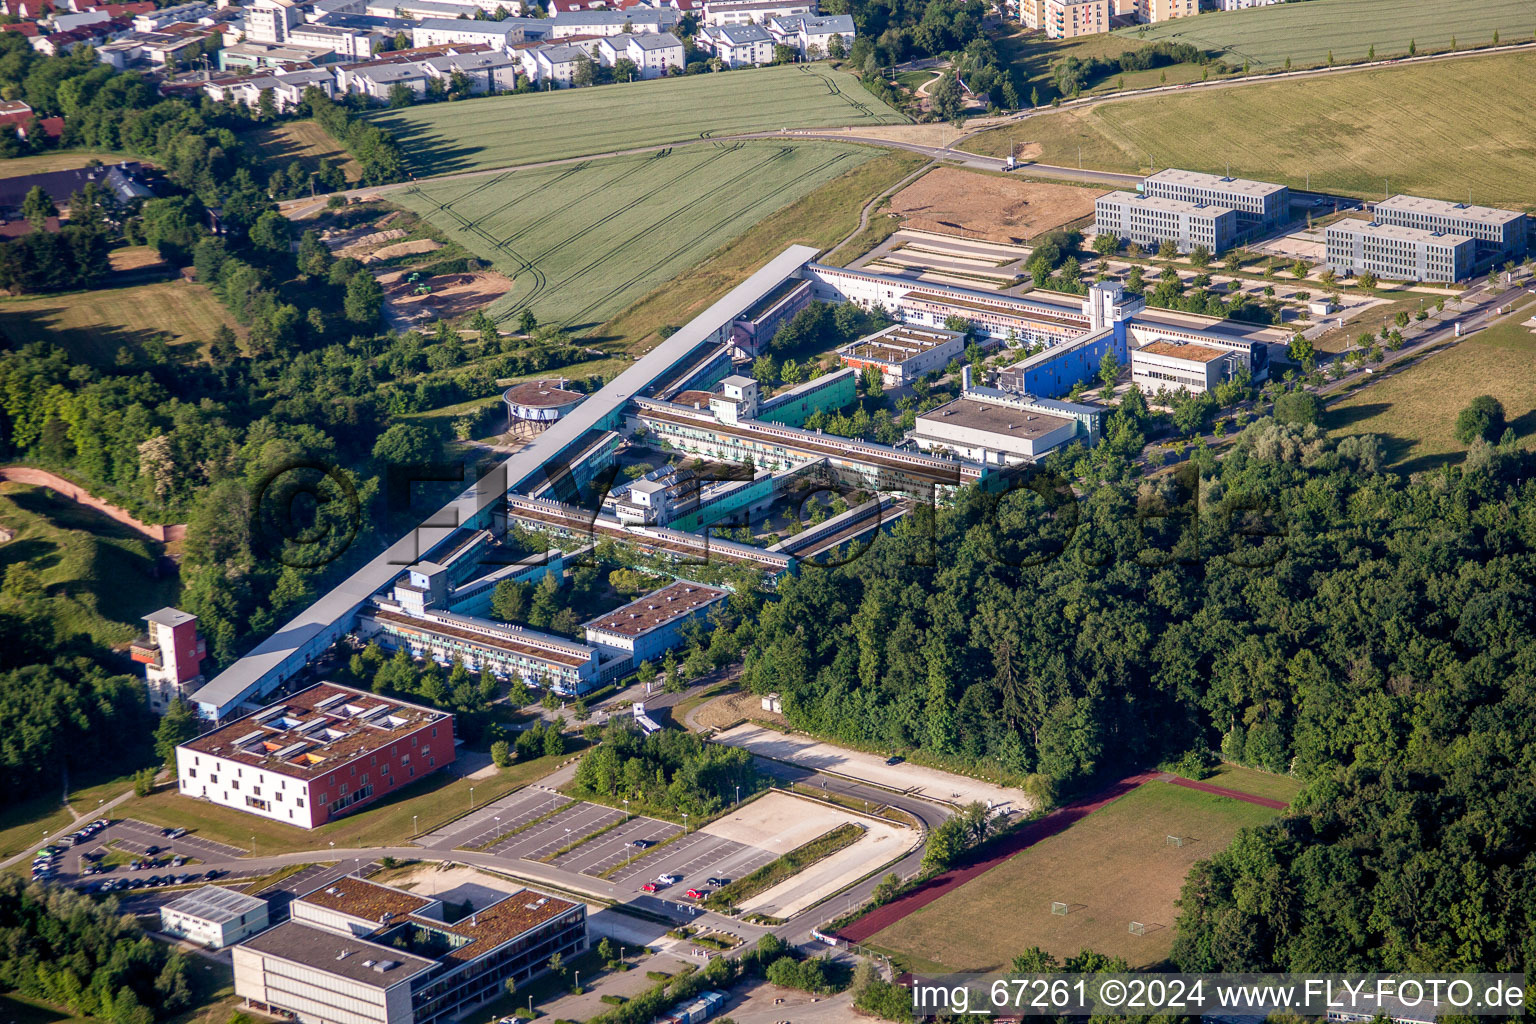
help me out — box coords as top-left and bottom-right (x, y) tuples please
(969, 52), (1536, 207)
(372, 64), (906, 175)
(0, 277), (240, 364)
(1117, 0), (1531, 68)
(396, 142), (874, 330)
(1324, 308), (1536, 474)
(867, 781), (1284, 970)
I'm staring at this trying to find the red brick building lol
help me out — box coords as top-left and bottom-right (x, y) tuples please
(175, 683), (457, 829)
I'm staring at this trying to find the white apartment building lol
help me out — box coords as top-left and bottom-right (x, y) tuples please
(519, 38), (603, 84)
(161, 887), (270, 950)
(766, 12), (852, 56)
(353, 62), (432, 99)
(245, 0), (301, 42)
(288, 22), (371, 58)
(703, 0), (813, 26)
(597, 31), (683, 77)
(131, 1), (211, 30)
(548, 7), (679, 36)
(410, 17), (515, 47)
(421, 50), (521, 92)
(1324, 220), (1475, 284)
(1094, 190), (1237, 253)
(700, 22), (773, 65)
(1215, 0), (1279, 9)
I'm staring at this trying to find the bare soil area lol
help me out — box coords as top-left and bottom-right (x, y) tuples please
(890, 166), (1104, 243)
(380, 268), (513, 324)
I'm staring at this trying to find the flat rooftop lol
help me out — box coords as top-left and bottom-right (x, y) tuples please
(1137, 340), (1229, 363)
(504, 379), (585, 409)
(163, 885), (266, 924)
(298, 876), (437, 923)
(372, 610), (593, 668)
(1099, 189), (1235, 217)
(1326, 220), (1474, 247)
(1130, 309), (1285, 345)
(917, 397), (1073, 441)
(179, 683), (446, 779)
(841, 325), (961, 365)
(1145, 168), (1287, 199)
(395, 889), (581, 964)
(902, 290), (1086, 330)
(1375, 193), (1524, 226)
(584, 580), (728, 638)
(238, 920), (436, 987)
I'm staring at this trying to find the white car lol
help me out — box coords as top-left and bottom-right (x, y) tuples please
(657, 873), (680, 885)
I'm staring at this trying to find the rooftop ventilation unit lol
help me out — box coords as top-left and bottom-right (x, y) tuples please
(335, 950), (352, 960)
(374, 961), (398, 973)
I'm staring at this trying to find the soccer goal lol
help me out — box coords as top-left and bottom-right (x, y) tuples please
(1166, 834), (1185, 847)
(1128, 921), (1147, 936)
(1051, 902), (1070, 916)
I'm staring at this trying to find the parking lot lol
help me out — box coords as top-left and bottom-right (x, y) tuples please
(486, 802), (625, 860)
(434, 787), (573, 850)
(554, 816), (681, 876)
(606, 830), (777, 892)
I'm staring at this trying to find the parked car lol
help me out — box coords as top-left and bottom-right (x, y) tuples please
(685, 888), (708, 899)
(631, 839), (653, 849)
(657, 873), (680, 885)
(162, 827), (187, 839)
(171, 855), (186, 867)
(641, 882), (660, 893)
(205, 869), (225, 880)
(706, 877), (729, 887)
(144, 845), (160, 856)
(885, 755), (904, 766)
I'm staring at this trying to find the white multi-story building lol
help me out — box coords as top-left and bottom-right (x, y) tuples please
(1040, 0), (1109, 39)
(1094, 190), (1237, 253)
(421, 50), (521, 92)
(837, 324), (965, 386)
(703, 0), (812, 25)
(1324, 220), (1475, 284)
(287, 21), (371, 58)
(133, 608), (207, 714)
(131, 1), (211, 30)
(911, 386), (1089, 465)
(246, 0), (302, 42)
(410, 17), (516, 47)
(1142, 168), (1290, 233)
(597, 31), (683, 77)
(1372, 194), (1529, 265)
(519, 39), (603, 84)
(699, 22), (772, 65)
(1130, 339), (1240, 395)
(766, 12), (851, 57)
(353, 61), (433, 100)
(548, 7), (678, 36)
(161, 887), (270, 949)
(582, 581), (729, 666)
(1215, 0), (1279, 9)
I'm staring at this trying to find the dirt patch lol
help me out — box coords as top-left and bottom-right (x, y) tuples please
(337, 227), (407, 259)
(694, 691), (784, 732)
(380, 268), (513, 324)
(365, 238), (443, 263)
(890, 166), (1103, 243)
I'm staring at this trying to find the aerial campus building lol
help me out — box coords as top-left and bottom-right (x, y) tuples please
(233, 875), (586, 1024)
(1140, 168), (1290, 234)
(188, 247), (1289, 725)
(1093, 191), (1238, 254)
(1371, 194), (1529, 267)
(161, 886), (270, 949)
(1324, 220), (1475, 284)
(175, 682), (457, 829)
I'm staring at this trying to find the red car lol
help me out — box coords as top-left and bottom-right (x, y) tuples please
(685, 888), (707, 900)
(641, 882), (659, 893)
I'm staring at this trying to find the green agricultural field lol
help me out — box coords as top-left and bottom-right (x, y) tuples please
(0, 483), (180, 647)
(372, 64), (905, 175)
(1324, 309), (1536, 474)
(969, 51), (1536, 207)
(868, 781), (1283, 970)
(1116, 0), (1531, 68)
(396, 141), (874, 330)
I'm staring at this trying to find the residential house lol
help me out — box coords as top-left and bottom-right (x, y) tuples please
(698, 22), (772, 65)
(548, 7), (678, 36)
(409, 16), (516, 47)
(702, 0), (812, 25)
(519, 37), (602, 84)
(420, 49), (520, 92)
(596, 30), (681, 76)
(131, 0), (210, 30)
(766, 11), (850, 57)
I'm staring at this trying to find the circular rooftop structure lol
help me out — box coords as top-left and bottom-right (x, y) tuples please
(503, 379), (586, 438)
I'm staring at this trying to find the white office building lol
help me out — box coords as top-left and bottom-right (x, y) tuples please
(1094, 190), (1237, 253)
(1142, 168), (1290, 233)
(161, 887), (270, 949)
(1325, 220), (1475, 284)
(1372, 194), (1529, 265)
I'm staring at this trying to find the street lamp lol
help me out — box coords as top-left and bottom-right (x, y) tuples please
(623, 798), (629, 823)
(251, 835), (256, 856)
(413, 814), (418, 835)
(682, 813), (688, 833)
(469, 786), (475, 809)
(735, 785), (740, 805)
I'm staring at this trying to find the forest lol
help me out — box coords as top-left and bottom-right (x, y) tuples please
(574, 718), (761, 818)
(0, 877), (195, 1023)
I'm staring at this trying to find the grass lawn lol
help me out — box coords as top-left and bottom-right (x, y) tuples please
(1204, 764), (1302, 804)
(868, 781), (1283, 970)
(0, 796), (76, 863)
(246, 119), (363, 182)
(372, 64), (905, 176)
(592, 150), (927, 353)
(1116, 0), (1533, 68)
(995, 28), (1218, 104)
(113, 749), (573, 855)
(1323, 307), (1536, 474)
(968, 51), (1536, 207)
(0, 483), (180, 647)
(0, 277), (242, 364)
(397, 141), (877, 332)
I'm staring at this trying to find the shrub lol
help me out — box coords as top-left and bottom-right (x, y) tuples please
(1454, 394), (1505, 444)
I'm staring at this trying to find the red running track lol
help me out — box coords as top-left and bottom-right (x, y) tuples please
(836, 771), (1161, 944)
(1167, 775), (1288, 809)
(837, 772), (1291, 944)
